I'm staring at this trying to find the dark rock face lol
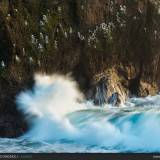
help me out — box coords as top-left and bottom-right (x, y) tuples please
(92, 77), (108, 106)
(0, 114), (26, 138)
(108, 92), (121, 106)
(0, 75), (29, 138)
(0, 0), (160, 137)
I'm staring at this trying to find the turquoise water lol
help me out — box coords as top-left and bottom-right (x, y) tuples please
(3, 74), (159, 153)
(1, 100), (160, 153)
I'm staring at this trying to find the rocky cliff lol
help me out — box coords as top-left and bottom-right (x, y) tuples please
(0, 0), (160, 137)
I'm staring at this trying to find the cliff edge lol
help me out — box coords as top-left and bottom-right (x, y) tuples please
(0, 0), (160, 137)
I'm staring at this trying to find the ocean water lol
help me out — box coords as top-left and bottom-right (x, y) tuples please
(1, 74), (160, 153)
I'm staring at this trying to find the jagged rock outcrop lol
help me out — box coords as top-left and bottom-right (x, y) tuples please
(87, 68), (128, 106)
(0, 0), (160, 137)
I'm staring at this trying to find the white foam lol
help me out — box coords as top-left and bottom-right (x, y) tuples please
(16, 74), (160, 152)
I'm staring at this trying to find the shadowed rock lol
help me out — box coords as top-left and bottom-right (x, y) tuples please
(93, 77), (108, 106)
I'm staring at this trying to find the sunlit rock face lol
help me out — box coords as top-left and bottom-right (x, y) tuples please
(0, 0), (160, 136)
(87, 68), (128, 106)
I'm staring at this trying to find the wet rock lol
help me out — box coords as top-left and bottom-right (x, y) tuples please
(108, 92), (121, 106)
(0, 114), (27, 138)
(93, 77), (108, 106)
(88, 68), (128, 106)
